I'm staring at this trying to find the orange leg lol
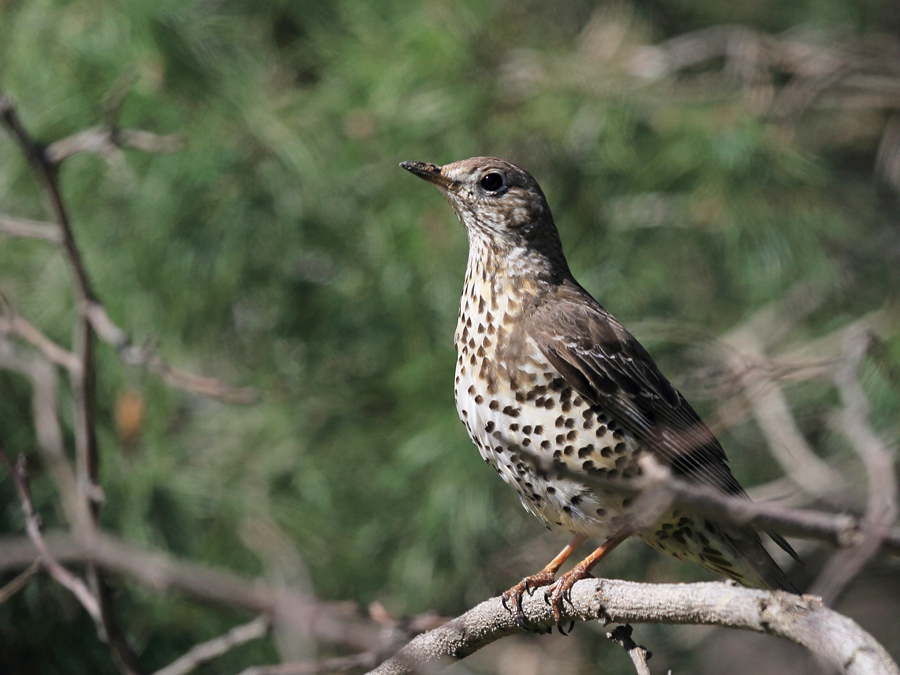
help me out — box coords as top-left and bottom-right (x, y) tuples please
(502, 534), (587, 627)
(546, 527), (634, 625)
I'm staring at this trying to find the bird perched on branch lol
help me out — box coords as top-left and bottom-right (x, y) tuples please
(401, 157), (798, 627)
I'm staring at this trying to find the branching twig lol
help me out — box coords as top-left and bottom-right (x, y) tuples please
(0, 440), (101, 620)
(0, 87), (141, 674)
(0, 292), (80, 372)
(45, 127), (185, 164)
(0, 530), (381, 653)
(810, 331), (899, 603)
(0, 336), (88, 529)
(85, 302), (259, 404)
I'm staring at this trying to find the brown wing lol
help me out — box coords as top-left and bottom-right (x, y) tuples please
(528, 281), (746, 496)
(528, 280), (799, 563)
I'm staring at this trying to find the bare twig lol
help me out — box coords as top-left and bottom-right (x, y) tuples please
(45, 127), (185, 164)
(0, 292), (80, 371)
(716, 283), (849, 500)
(1, 87), (142, 675)
(606, 625), (653, 675)
(86, 300), (258, 404)
(0, 336), (88, 529)
(810, 331), (899, 603)
(0, 212), (62, 242)
(152, 615), (272, 675)
(0, 440), (101, 620)
(238, 653), (381, 675)
(366, 580), (898, 675)
(0, 530), (381, 653)
(0, 560), (41, 605)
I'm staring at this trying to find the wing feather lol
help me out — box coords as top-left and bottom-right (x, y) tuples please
(528, 281), (799, 563)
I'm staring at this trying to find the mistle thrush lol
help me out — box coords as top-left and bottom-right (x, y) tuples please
(401, 157), (798, 623)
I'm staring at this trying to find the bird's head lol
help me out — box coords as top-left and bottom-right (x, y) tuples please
(401, 157), (559, 253)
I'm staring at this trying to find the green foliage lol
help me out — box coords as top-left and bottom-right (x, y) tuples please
(1, 0), (899, 673)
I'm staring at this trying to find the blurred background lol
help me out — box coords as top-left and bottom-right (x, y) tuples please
(1, 0), (899, 673)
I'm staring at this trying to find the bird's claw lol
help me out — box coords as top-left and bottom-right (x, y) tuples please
(501, 569), (557, 630)
(544, 567), (593, 627)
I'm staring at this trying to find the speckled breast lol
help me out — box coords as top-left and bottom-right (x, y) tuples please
(452, 268), (643, 541)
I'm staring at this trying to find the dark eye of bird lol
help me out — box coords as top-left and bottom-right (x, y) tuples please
(480, 173), (504, 192)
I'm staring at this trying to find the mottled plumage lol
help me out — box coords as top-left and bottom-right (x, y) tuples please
(401, 157), (798, 621)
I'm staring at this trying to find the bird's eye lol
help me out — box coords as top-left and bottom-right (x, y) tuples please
(479, 173), (505, 192)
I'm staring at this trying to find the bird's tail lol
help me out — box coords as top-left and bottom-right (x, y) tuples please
(722, 526), (800, 594)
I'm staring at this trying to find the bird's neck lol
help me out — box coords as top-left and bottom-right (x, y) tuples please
(455, 233), (566, 350)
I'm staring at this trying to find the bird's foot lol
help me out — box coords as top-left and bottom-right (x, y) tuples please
(544, 567), (593, 632)
(501, 569), (557, 629)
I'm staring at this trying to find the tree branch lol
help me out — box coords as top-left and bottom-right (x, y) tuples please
(366, 580), (899, 675)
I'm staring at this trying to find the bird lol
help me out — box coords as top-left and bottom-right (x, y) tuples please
(400, 156), (799, 626)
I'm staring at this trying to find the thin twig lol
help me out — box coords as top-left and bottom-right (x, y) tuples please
(0, 292), (80, 372)
(723, 325), (847, 501)
(810, 331), (899, 604)
(86, 302), (258, 404)
(0, 87), (142, 675)
(0, 530), (381, 653)
(0, 212), (62, 242)
(45, 127), (185, 163)
(238, 652), (381, 675)
(606, 625), (653, 675)
(0, 337), (89, 530)
(0, 440), (101, 620)
(0, 560), (41, 605)
(152, 615), (273, 675)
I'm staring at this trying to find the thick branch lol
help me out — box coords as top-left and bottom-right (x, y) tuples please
(367, 580), (898, 675)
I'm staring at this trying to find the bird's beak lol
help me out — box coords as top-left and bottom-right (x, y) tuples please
(400, 161), (455, 190)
